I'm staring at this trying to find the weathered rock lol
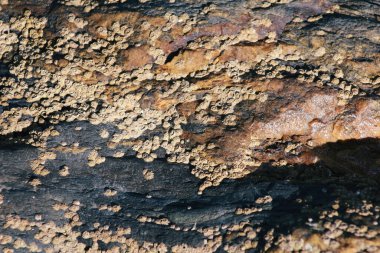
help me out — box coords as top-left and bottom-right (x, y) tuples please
(0, 0), (379, 252)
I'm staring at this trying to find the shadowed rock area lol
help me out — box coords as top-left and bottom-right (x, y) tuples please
(0, 0), (379, 252)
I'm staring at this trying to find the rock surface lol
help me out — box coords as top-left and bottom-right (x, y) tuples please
(0, 0), (379, 252)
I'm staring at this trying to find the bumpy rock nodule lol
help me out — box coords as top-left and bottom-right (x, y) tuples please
(0, 0), (379, 252)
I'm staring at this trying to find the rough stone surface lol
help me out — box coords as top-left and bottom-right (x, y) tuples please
(0, 0), (379, 252)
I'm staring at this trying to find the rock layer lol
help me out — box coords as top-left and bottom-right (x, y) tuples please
(0, 0), (379, 252)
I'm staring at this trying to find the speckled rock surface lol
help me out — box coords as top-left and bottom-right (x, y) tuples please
(0, 0), (379, 252)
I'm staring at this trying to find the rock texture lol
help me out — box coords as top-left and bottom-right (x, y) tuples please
(0, 0), (379, 252)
